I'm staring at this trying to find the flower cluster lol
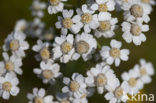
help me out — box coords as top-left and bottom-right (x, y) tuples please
(0, 0), (155, 102)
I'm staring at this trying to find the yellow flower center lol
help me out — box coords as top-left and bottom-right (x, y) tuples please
(5, 61), (14, 71)
(2, 82), (12, 92)
(130, 4), (143, 18)
(140, 68), (147, 76)
(34, 97), (44, 103)
(61, 42), (73, 54)
(141, 0), (150, 4)
(115, 87), (124, 99)
(76, 40), (89, 54)
(98, 4), (108, 12)
(99, 21), (111, 32)
(42, 70), (54, 80)
(131, 24), (141, 36)
(10, 39), (20, 51)
(61, 100), (70, 103)
(50, 0), (60, 6)
(110, 48), (120, 58)
(63, 18), (73, 29)
(40, 47), (50, 60)
(81, 13), (93, 24)
(128, 78), (137, 87)
(70, 81), (80, 92)
(96, 74), (107, 87)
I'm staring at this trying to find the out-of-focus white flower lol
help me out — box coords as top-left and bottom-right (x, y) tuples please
(14, 19), (28, 32)
(76, 4), (99, 33)
(122, 0), (151, 23)
(26, 18), (45, 37)
(27, 88), (55, 103)
(137, 59), (154, 84)
(48, 0), (68, 14)
(55, 9), (83, 35)
(95, 12), (118, 38)
(32, 40), (51, 61)
(33, 60), (61, 84)
(62, 73), (87, 99)
(3, 31), (29, 57)
(85, 62), (119, 94)
(105, 82), (128, 103)
(139, 0), (155, 13)
(52, 34), (75, 63)
(0, 52), (23, 75)
(73, 33), (97, 61)
(72, 96), (88, 103)
(31, 0), (46, 18)
(40, 28), (55, 41)
(121, 66), (144, 95)
(0, 73), (19, 100)
(122, 19), (149, 45)
(90, 0), (115, 12)
(100, 39), (130, 67)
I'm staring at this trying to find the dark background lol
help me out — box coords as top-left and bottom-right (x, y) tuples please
(0, 0), (156, 103)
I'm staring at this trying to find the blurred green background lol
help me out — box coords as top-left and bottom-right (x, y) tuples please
(0, 0), (156, 103)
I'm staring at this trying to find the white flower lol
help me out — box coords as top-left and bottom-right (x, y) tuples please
(139, 0), (155, 13)
(90, 0), (115, 12)
(85, 62), (120, 94)
(52, 34), (75, 63)
(55, 9), (83, 35)
(72, 97), (88, 103)
(100, 39), (130, 67)
(31, 0), (46, 18)
(48, 0), (68, 14)
(137, 59), (154, 84)
(122, 19), (149, 45)
(0, 52), (23, 75)
(121, 66), (144, 95)
(33, 60), (61, 84)
(27, 88), (55, 103)
(26, 18), (45, 37)
(14, 19), (28, 32)
(76, 4), (99, 33)
(105, 82), (128, 103)
(62, 73), (87, 98)
(123, 0), (151, 23)
(32, 40), (51, 61)
(73, 33), (97, 61)
(3, 31), (29, 57)
(116, 0), (133, 11)
(0, 73), (19, 100)
(95, 12), (118, 38)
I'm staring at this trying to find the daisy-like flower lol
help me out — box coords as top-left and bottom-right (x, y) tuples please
(105, 82), (128, 103)
(14, 19), (28, 32)
(33, 60), (61, 84)
(121, 66), (144, 95)
(48, 0), (68, 14)
(55, 9), (83, 35)
(137, 59), (154, 84)
(72, 33), (97, 61)
(0, 73), (19, 100)
(26, 18), (45, 37)
(95, 12), (118, 38)
(27, 88), (55, 103)
(123, 0), (151, 23)
(90, 0), (115, 12)
(3, 31), (29, 57)
(85, 62), (119, 94)
(0, 52), (23, 75)
(100, 39), (130, 67)
(76, 4), (99, 33)
(31, 0), (46, 18)
(32, 40), (51, 61)
(122, 19), (149, 45)
(52, 34), (75, 63)
(62, 73), (87, 99)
